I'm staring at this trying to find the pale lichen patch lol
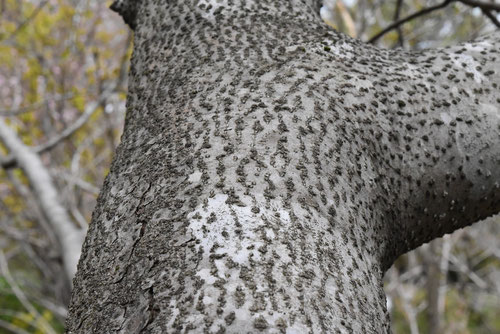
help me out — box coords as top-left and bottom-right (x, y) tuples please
(453, 54), (485, 84)
(188, 171), (203, 183)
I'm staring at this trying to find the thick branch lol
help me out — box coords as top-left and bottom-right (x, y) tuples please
(382, 34), (500, 260)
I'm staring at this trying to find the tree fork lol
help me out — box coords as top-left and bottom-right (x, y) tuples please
(66, 0), (500, 332)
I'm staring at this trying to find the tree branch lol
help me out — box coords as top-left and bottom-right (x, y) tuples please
(0, 0), (48, 43)
(459, 0), (500, 11)
(482, 8), (500, 28)
(0, 93), (74, 117)
(0, 318), (31, 334)
(394, 0), (405, 47)
(369, 0), (499, 44)
(0, 119), (85, 280)
(0, 250), (57, 334)
(368, 0), (453, 44)
(0, 31), (131, 169)
(0, 85), (117, 169)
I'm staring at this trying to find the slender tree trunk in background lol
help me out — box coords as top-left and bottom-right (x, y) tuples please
(424, 240), (442, 334)
(66, 0), (500, 332)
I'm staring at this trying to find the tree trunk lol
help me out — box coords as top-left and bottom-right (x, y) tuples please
(66, 0), (500, 332)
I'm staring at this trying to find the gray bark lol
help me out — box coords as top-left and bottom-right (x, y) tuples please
(66, 0), (500, 333)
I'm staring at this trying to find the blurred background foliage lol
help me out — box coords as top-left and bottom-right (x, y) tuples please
(0, 0), (498, 333)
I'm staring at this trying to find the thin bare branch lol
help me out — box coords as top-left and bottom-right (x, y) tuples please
(336, 0), (357, 37)
(5, 169), (59, 246)
(0, 318), (32, 334)
(0, 85), (117, 169)
(0, 31), (131, 170)
(0, 250), (57, 334)
(448, 253), (488, 289)
(438, 236), (451, 317)
(482, 8), (500, 27)
(58, 170), (100, 195)
(394, 0), (405, 47)
(425, 240), (443, 334)
(368, 0), (453, 44)
(32, 86), (117, 154)
(459, 0), (500, 11)
(0, 94), (75, 117)
(0, 29), (131, 169)
(0, 222), (46, 248)
(0, 0), (49, 43)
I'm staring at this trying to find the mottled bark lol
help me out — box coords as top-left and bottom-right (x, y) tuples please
(66, 0), (499, 333)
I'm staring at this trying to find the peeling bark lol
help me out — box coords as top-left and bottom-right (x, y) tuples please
(67, 0), (499, 332)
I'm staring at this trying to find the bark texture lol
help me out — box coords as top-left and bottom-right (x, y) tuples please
(66, 0), (500, 332)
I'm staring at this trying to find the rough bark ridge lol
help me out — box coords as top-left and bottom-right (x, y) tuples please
(66, 0), (500, 333)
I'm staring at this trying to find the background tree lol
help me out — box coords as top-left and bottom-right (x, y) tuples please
(0, 0), (499, 333)
(0, 0), (130, 332)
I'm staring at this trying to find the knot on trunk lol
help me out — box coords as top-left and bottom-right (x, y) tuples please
(110, 0), (140, 30)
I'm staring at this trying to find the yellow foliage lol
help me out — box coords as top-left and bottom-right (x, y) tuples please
(383, 31), (400, 45)
(93, 137), (106, 150)
(61, 47), (71, 60)
(0, 142), (7, 156)
(0, 45), (14, 67)
(0, 0), (129, 331)
(11, 315), (30, 329)
(72, 93), (86, 112)
(34, 12), (53, 39)
(74, 125), (89, 145)
(57, 3), (76, 20)
(1, 21), (16, 34)
(19, 111), (35, 124)
(20, 132), (34, 146)
(96, 30), (113, 44)
(83, 9), (94, 19)
(90, 107), (103, 122)
(3, 194), (25, 214)
(19, 311), (35, 324)
(46, 77), (57, 92)
(22, 58), (44, 103)
(13, 169), (28, 186)
(5, 0), (19, 11)
(86, 65), (97, 85)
